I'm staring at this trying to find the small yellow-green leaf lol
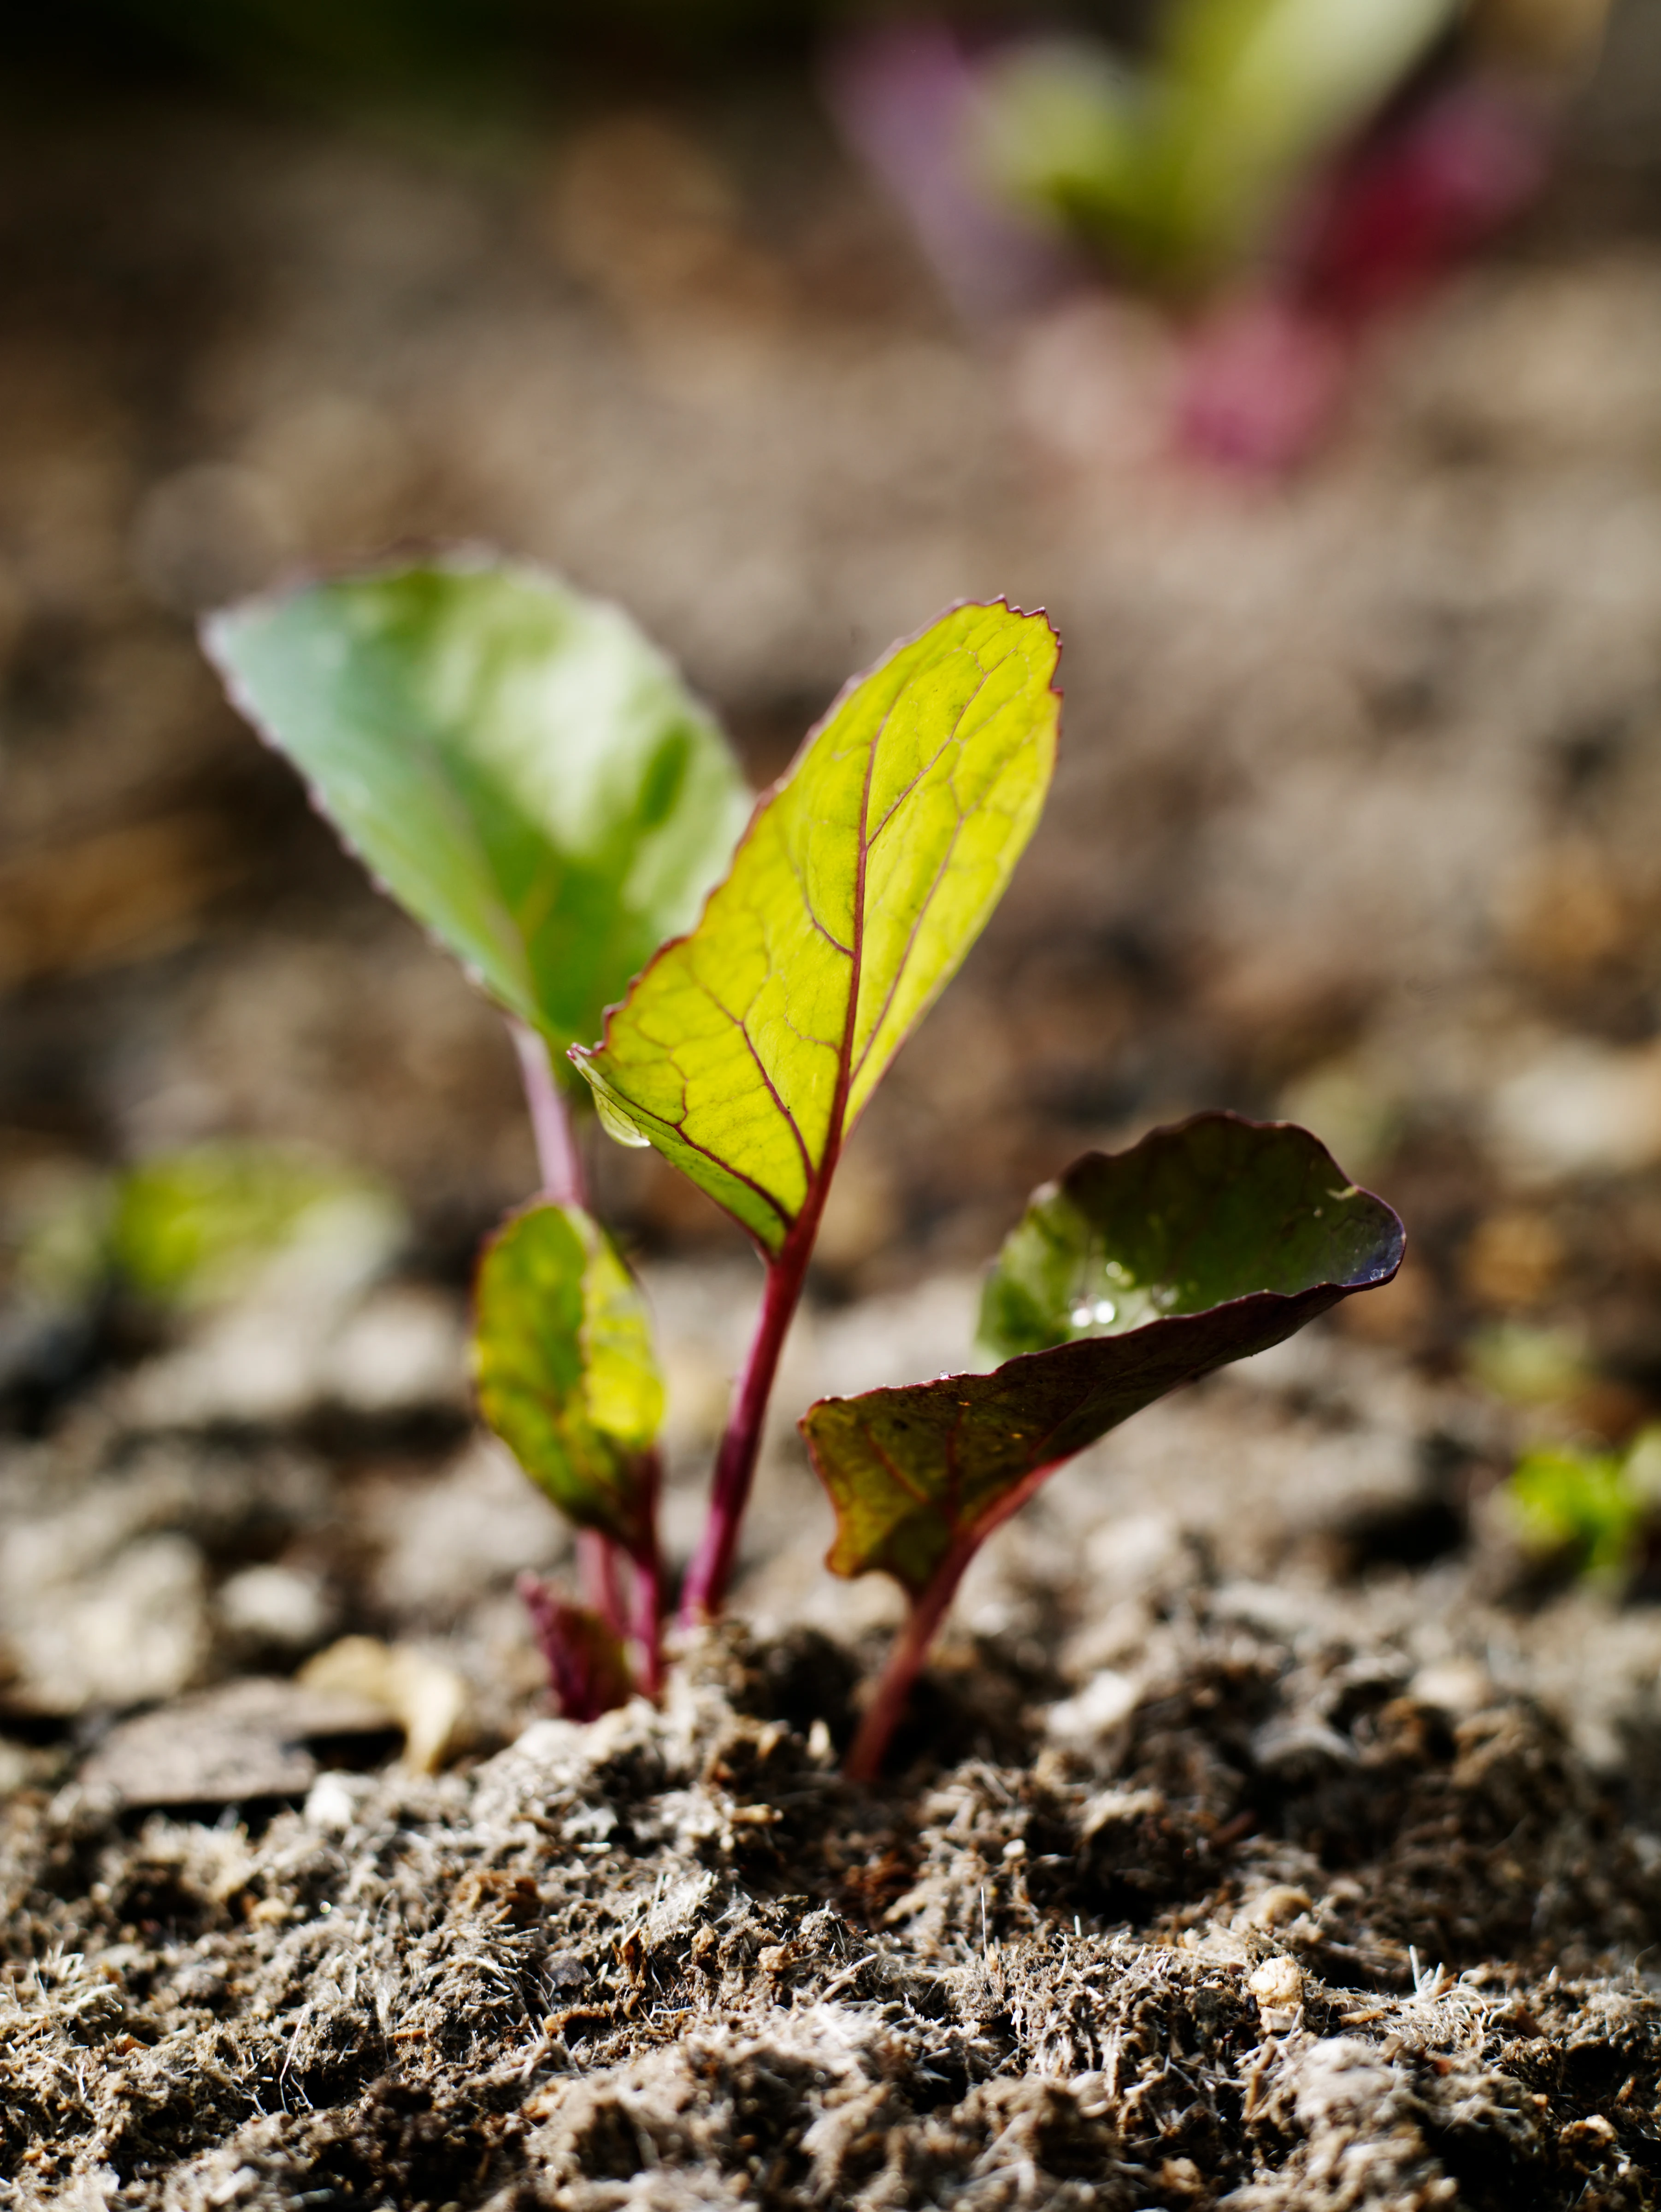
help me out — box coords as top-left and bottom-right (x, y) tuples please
(473, 1202), (663, 1558)
(203, 557), (751, 1053)
(803, 1114), (1403, 1599)
(572, 601), (1060, 1253)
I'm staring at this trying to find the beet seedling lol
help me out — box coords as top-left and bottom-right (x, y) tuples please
(206, 556), (748, 1694)
(208, 553), (1403, 1773)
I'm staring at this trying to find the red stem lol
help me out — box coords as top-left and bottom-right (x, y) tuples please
(577, 1530), (627, 1637)
(630, 1547), (664, 1698)
(511, 1018), (588, 1210)
(677, 1215), (820, 1629)
(843, 1459), (1065, 1783)
(843, 1552), (971, 1784)
(679, 682), (887, 1627)
(628, 1447), (665, 1696)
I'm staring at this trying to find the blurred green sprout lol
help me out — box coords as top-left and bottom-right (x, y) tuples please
(1505, 1428), (1661, 1587)
(12, 1143), (399, 1315)
(976, 0), (1455, 289)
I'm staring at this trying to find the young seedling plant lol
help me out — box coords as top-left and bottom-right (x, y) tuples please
(207, 553), (1404, 1780)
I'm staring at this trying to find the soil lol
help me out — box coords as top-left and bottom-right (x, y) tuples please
(8, 20), (1661, 2209)
(12, 1553), (1661, 2210)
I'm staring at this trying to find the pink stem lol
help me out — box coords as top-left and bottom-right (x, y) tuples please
(516, 1571), (632, 1722)
(511, 1018), (588, 1210)
(677, 1220), (818, 1629)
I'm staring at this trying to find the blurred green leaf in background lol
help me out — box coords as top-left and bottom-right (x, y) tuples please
(6, 1142), (400, 1319)
(110, 1145), (402, 1311)
(978, 0), (1458, 289)
(1505, 1428), (1661, 1586)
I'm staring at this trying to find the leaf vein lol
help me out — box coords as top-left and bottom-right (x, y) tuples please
(862, 1425), (935, 1512)
(849, 814), (966, 1089)
(708, 1000), (814, 1184)
(640, 1107), (791, 1235)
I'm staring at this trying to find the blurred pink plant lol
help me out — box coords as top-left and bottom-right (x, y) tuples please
(827, 11), (1569, 469)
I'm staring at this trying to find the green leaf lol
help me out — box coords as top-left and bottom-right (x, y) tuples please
(472, 1202), (664, 1558)
(203, 556), (751, 1053)
(802, 1113), (1403, 1599)
(1166, 0), (1453, 167)
(979, 38), (1152, 235)
(572, 602), (1060, 1254)
(978, 1110), (1400, 1359)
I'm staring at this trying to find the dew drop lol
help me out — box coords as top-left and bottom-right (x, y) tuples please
(1069, 1305), (1094, 1329)
(1092, 1299), (1117, 1324)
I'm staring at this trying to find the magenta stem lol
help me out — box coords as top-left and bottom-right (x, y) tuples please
(677, 1220), (818, 1629)
(511, 1018), (588, 1210)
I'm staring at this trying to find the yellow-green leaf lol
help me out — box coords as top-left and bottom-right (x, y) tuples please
(571, 601), (1060, 1253)
(203, 557), (751, 1053)
(472, 1202), (663, 1557)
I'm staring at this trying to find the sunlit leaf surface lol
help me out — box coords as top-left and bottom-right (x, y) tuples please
(473, 1202), (663, 1557)
(205, 557), (750, 1051)
(804, 1113), (1403, 1597)
(573, 601), (1060, 1253)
